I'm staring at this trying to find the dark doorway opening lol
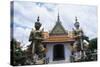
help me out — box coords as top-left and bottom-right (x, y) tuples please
(53, 44), (65, 61)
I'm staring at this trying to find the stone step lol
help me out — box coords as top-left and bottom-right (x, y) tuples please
(49, 60), (67, 64)
(35, 60), (44, 64)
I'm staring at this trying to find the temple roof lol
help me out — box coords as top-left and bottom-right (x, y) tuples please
(42, 35), (75, 43)
(49, 13), (67, 35)
(42, 32), (75, 43)
(42, 13), (75, 43)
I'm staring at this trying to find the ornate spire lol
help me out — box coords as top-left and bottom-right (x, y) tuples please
(75, 16), (78, 22)
(35, 16), (41, 30)
(37, 16), (40, 22)
(57, 12), (60, 22)
(74, 16), (80, 28)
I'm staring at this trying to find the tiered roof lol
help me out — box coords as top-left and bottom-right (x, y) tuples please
(42, 35), (74, 43)
(42, 13), (75, 43)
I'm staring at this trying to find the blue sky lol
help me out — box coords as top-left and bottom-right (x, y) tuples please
(12, 1), (97, 47)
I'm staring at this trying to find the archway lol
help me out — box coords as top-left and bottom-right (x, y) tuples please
(53, 44), (65, 61)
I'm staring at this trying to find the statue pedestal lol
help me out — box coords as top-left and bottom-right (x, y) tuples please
(35, 59), (44, 64)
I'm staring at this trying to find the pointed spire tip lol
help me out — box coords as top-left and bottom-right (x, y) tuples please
(57, 12), (60, 22)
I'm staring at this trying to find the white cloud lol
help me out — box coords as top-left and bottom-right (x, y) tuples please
(13, 26), (31, 45)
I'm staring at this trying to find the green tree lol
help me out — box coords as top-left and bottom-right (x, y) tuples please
(89, 38), (97, 51)
(11, 38), (26, 66)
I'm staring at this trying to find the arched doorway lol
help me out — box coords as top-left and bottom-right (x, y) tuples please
(53, 44), (65, 61)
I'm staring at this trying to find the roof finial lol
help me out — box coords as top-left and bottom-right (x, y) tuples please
(57, 11), (60, 22)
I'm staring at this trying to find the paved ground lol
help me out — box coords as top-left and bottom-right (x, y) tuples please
(35, 60), (68, 64)
(35, 60), (44, 64)
(49, 60), (68, 64)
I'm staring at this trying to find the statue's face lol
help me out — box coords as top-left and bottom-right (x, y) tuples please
(76, 25), (79, 29)
(74, 22), (80, 29)
(35, 22), (41, 30)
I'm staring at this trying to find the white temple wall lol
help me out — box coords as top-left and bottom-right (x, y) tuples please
(64, 43), (71, 62)
(46, 43), (72, 62)
(46, 43), (53, 62)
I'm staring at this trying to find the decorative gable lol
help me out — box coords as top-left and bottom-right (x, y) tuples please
(50, 21), (67, 35)
(50, 13), (68, 35)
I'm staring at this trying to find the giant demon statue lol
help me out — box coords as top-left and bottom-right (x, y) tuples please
(29, 16), (45, 61)
(72, 17), (90, 62)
